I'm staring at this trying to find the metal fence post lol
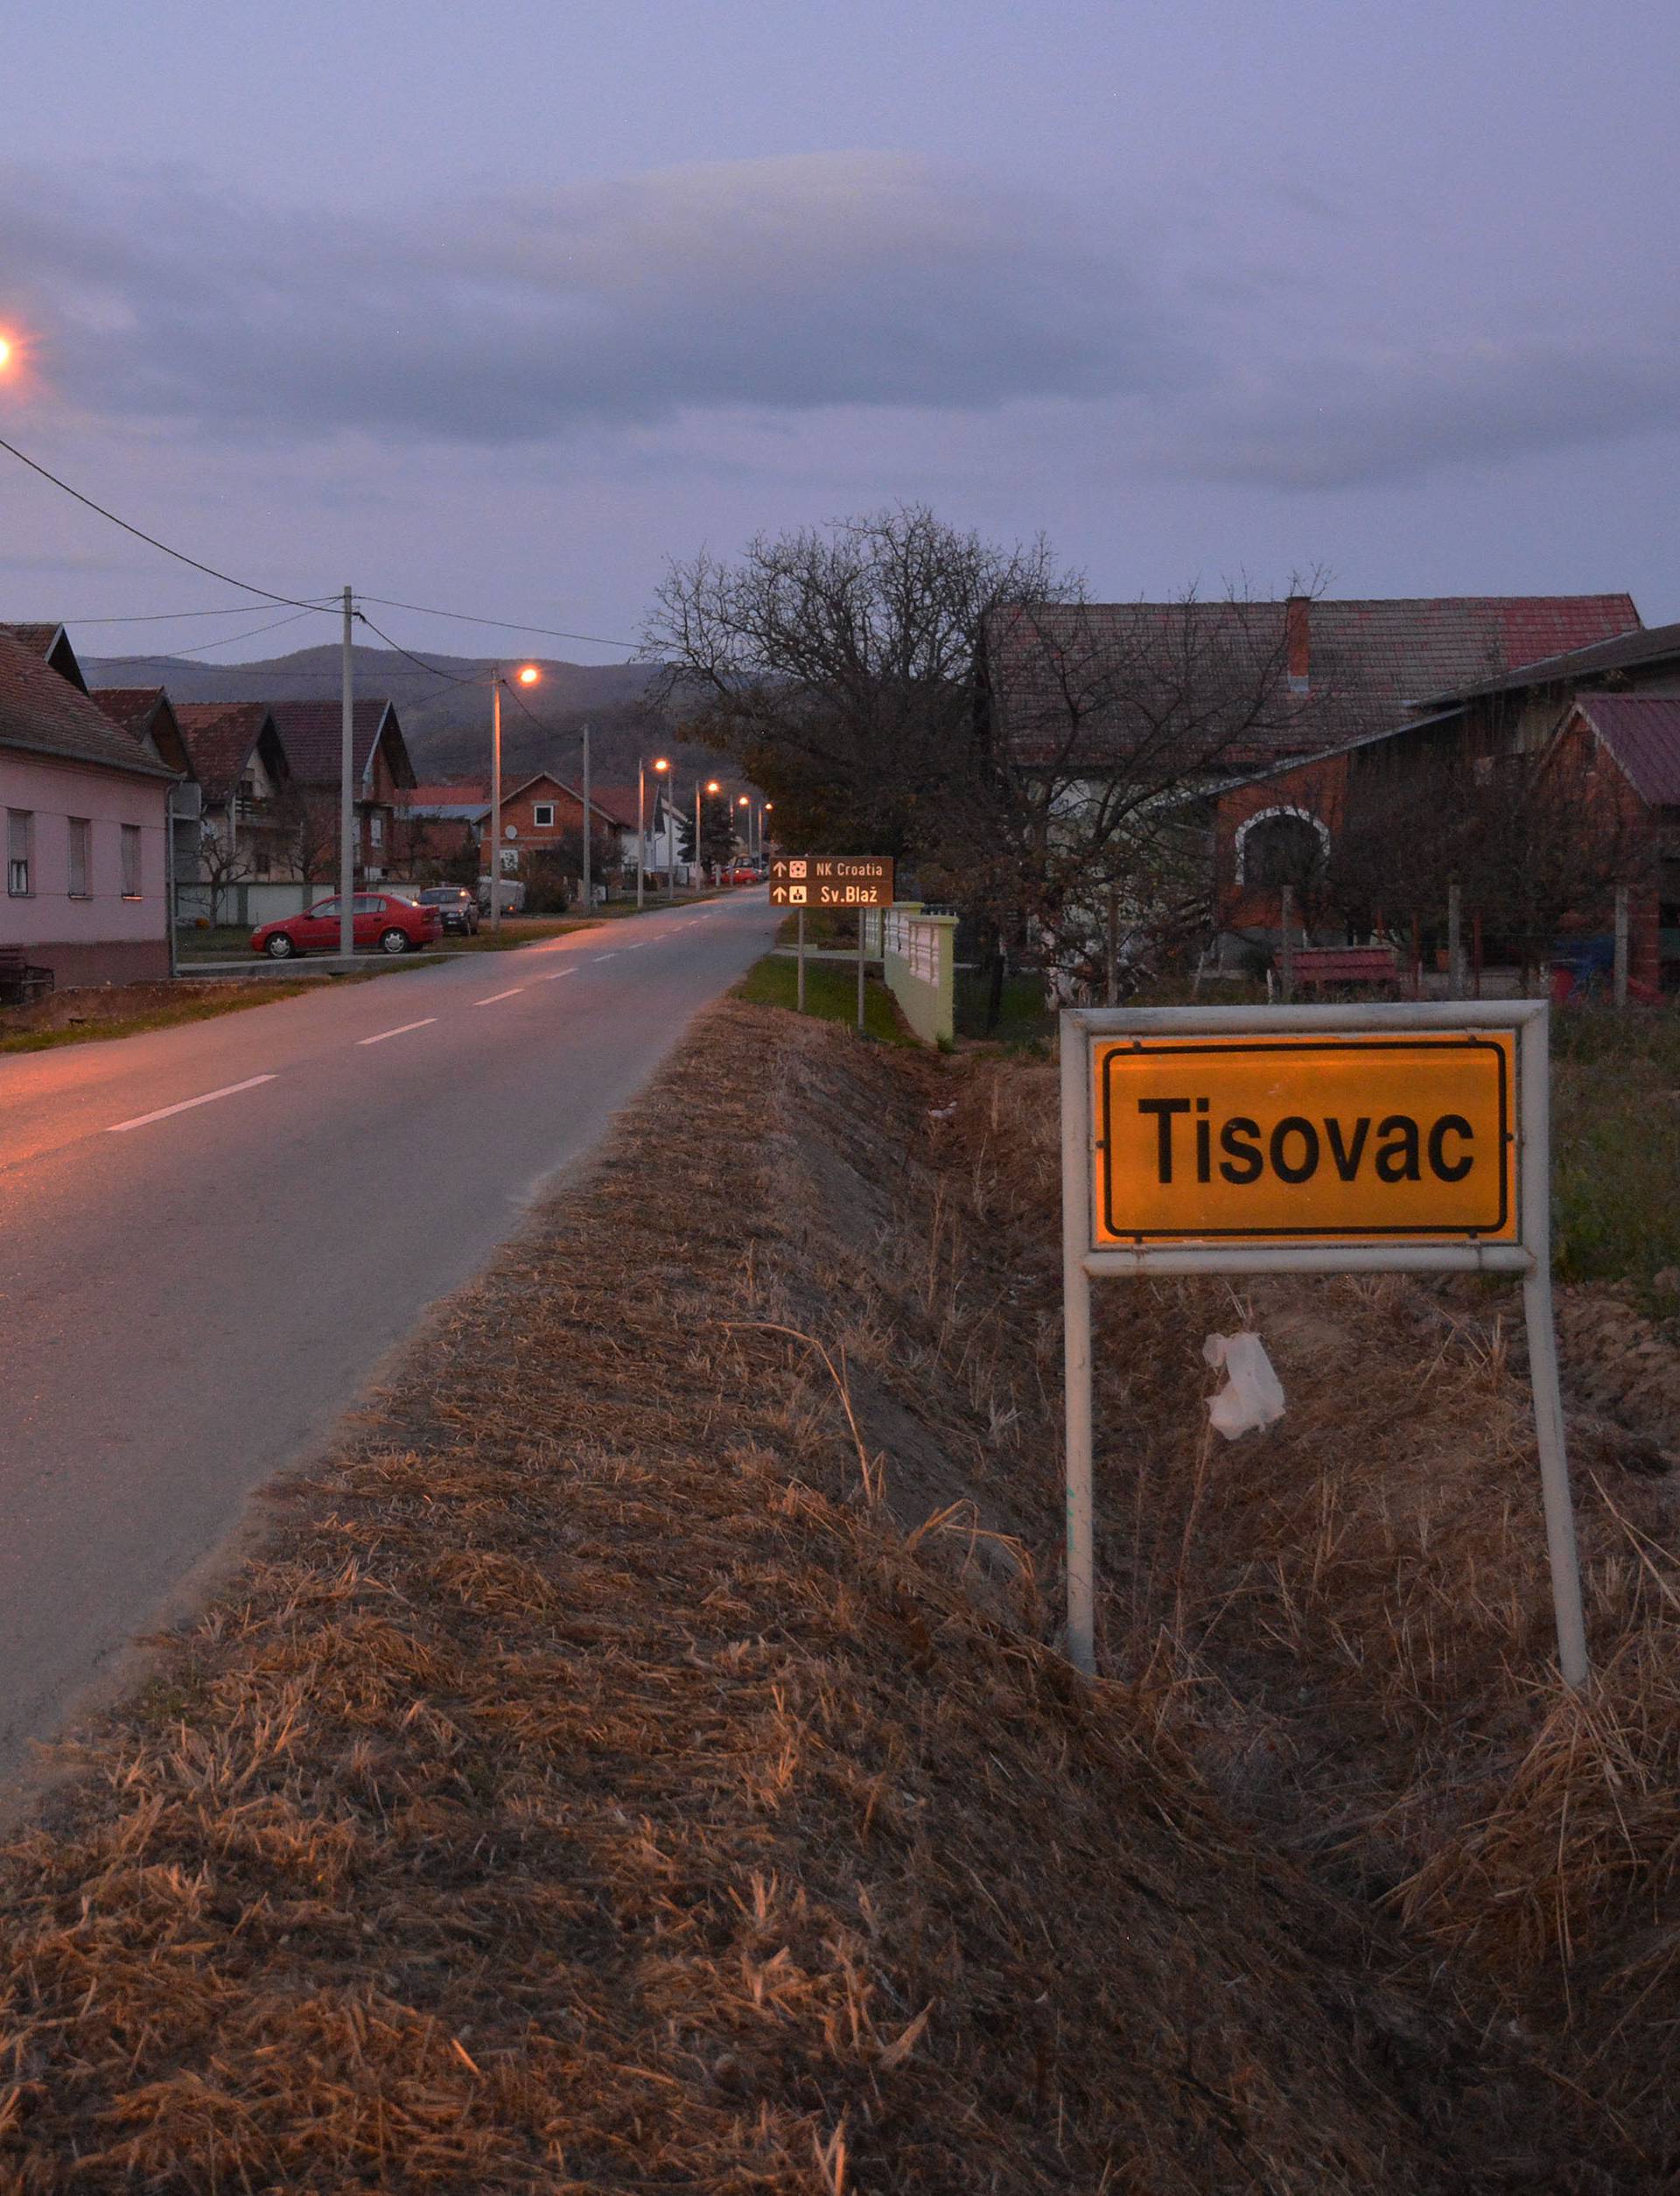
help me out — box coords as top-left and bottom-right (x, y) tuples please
(1060, 1017), (1096, 1676)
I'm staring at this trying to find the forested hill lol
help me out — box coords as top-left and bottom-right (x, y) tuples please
(80, 643), (718, 786)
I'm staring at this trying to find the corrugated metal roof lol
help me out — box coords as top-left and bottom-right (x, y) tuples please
(0, 630), (177, 780)
(1576, 696), (1680, 807)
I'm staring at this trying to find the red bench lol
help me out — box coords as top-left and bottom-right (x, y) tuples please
(1289, 945), (1405, 995)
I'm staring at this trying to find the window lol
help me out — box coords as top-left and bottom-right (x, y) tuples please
(533, 803), (555, 827)
(121, 824), (143, 898)
(67, 817), (91, 897)
(369, 813), (384, 845)
(7, 810), (32, 896)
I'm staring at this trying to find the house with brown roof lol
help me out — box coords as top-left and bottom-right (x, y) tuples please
(477, 773), (625, 902)
(391, 781), (487, 875)
(90, 687), (204, 891)
(267, 699), (416, 885)
(1292, 619), (1680, 989)
(173, 701), (295, 915)
(0, 626), (179, 987)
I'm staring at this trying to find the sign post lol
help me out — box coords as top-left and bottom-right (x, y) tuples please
(771, 858), (895, 1028)
(1060, 1000), (1586, 1687)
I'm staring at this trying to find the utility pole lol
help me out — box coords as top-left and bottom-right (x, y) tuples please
(580, 721), (592, 916)
(340, 585), (355, 961)
(489, 672), (503, 937)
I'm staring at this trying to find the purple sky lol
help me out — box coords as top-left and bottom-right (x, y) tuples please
(2, 0), (1675, 666)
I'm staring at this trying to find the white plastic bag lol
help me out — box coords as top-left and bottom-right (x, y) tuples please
(1202, 1331), (1285, 1441)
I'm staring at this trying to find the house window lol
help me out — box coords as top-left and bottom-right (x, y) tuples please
(67, 817), (91, 897)
(532, 803), (555, 828)
(369, 813), (384, 845)
(7, 810), (32, 895)
(122, 824), (143, 899)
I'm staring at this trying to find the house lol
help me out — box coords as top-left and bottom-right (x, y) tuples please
(392, 782), (488, 875)
(588, 782), (680, 876)
(267, 699), (416, 885)
(981, 592), (1643, 979)
(478, 773), (623, 892)
(1211, 598), (1647, 932)
(0, 625), (178, 987)
(172, 702), (295, 910)
(1250, 619), (1680, 986)
(90, 687), (204, 892)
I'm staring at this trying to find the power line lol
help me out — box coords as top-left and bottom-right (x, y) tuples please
(66, 603), (340, 624)
(354, 614), (487, 692)
(100, 608), (322, 661)
(360, 593), (640, 654)
(0, 431), (335, 610)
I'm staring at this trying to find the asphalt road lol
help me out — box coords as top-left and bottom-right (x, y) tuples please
(0, 891), (780, 1786)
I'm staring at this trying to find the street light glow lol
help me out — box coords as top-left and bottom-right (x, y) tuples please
(705, 779), (721, 794)
(516, 664), (540, 684)
(654, 756), (669, 773)
(0, 337), (11, 370)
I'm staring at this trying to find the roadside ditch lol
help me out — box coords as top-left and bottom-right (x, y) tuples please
(1, 998), (1676, 2187)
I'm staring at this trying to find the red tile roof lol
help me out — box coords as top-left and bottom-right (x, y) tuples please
(90, 686), (170, 740)
(174, 702), (279, 806)
(268, 698), (414, 790)
(1418, 618), (1680, 706)
(1575, 697), (1680, 808)
(0, 630), (176, 780)
(405, 780), (487, 807)
(989, 594), (1642, 769)
(0, 622), (66, 657)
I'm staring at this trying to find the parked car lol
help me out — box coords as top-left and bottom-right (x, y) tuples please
(730, 866), (760, 885)
(413, 884), (480, 936)
(477, 875), (528, 915)
(250, 892), (444, 959)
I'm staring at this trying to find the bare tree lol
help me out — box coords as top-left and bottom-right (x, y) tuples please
(1323, 736), (1654, 983)
(197, 819), (253, 926)
(644, 510), (1323, 1005)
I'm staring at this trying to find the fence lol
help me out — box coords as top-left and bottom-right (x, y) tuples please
(864, 902), (958, 1044)
(175, 881), (317, 929)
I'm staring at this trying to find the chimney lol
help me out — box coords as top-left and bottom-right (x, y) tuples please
(1285, 595), (1310, 695)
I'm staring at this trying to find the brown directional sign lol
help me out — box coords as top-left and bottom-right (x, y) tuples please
(769, 855), (895, 909)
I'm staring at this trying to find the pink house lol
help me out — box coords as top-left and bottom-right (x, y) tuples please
(0, 624), (178, 988)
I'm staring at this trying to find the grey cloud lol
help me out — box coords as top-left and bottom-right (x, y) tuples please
(0, 155), (1172, 441)
(1154, 335), (1680, 490)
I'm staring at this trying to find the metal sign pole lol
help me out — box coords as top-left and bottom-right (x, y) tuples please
(797, 909), (807, 1013)
(857, 920), (866, 1034)
(1517, 1007), (1589, 1687)
(1060, 1000), (1589, 1692)
(1060, 1024), (1096, 1675)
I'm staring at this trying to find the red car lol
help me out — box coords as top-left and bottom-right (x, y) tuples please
(250, 891), (443, 959)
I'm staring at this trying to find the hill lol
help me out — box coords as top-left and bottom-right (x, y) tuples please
(82, 643), (726, 789)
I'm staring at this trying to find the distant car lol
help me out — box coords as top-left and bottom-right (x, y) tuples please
(414, 884), (480, 936)
(250, 892), (444, 959)
(731, 866), (760, 885)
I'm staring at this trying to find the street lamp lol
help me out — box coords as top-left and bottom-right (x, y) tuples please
(638, 754), (669, 910)
(488, 663), (540, 937)
(694, 778), (721, 895)
(737, 795), (750, 872)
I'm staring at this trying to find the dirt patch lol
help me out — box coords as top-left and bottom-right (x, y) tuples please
(0, 999), (1564, 2192)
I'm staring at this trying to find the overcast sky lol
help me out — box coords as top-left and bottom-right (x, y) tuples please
(2, 0), (1674, 665)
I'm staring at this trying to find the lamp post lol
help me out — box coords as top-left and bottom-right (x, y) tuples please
(761, 802), (773, 866)
(694, 778), (720, 895)
(637, 755), (669, 910)
(737, 795), (750, 875)
(488, 663), (540, 937)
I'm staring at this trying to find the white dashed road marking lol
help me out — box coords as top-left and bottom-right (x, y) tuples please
(358, 1018), (438, 1047)
(107, 1075), (278, 1134)
(475, 987), (527, 1005)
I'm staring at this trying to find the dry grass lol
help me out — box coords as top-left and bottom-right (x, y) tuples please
(0, 998), (1521, 2193)
(0, 978), (330, 1052)
(10, 996), (1680, 2186)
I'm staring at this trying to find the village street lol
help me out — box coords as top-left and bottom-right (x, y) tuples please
(0, 891), (779, 1788)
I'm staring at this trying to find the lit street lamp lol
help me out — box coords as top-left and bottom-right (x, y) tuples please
(694, 778), (721, 895)
(638, 754), (669, 910)
(488, 663), (540, 936)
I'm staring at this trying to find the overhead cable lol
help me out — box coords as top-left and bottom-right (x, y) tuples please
(0, 431), (335, 610)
